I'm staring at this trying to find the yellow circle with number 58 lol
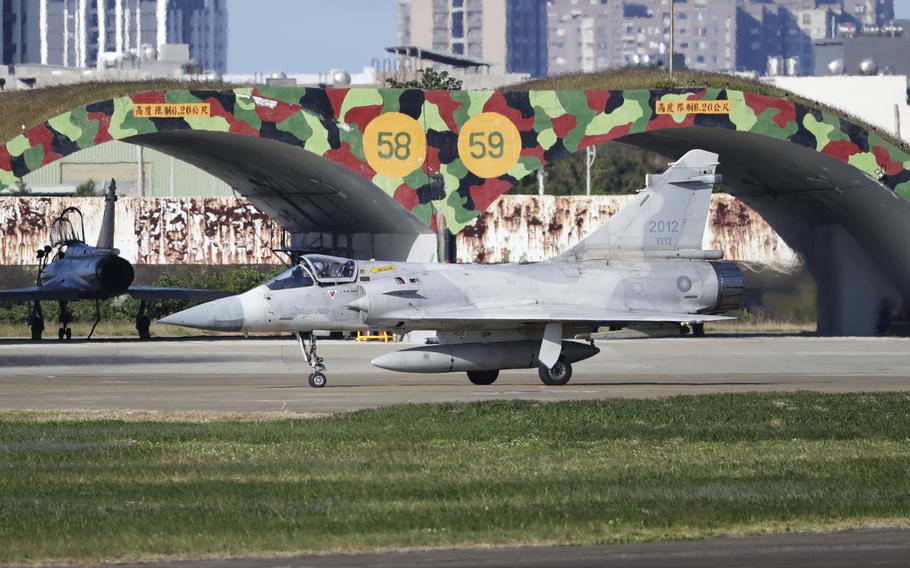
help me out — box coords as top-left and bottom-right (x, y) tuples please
(457, 112), (522, 179)
(363, 112), (427, 178)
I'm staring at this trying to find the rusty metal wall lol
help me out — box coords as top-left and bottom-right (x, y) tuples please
(455, 195), (799, 269)
(0, 195), (796, 268)
(0, 197), (286, 265)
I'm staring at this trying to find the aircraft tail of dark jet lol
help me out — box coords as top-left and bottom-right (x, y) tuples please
(96, 179), (117, 250)
(558, 149), (722, 261)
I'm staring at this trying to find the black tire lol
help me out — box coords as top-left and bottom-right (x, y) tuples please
(308, 372), (327, 388)
(65, 327), (72, 340)
(58, 327), (65, 340)
(137, 315), (152, 340)
(467, 370), (499, 385)
(30, 325), (42, 341)
(538, 359), (573, 386)
(691, 323), (705, 337)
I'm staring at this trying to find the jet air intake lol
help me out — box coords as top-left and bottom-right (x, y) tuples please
(96, 255), (135, 296)
(371, 340), (600, 373)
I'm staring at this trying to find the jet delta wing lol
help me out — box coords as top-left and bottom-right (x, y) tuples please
(160, 149), (744, 388)
(0, 180), (230, 340)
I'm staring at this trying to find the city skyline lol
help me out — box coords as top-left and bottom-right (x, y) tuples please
(227, 0), (910, 74)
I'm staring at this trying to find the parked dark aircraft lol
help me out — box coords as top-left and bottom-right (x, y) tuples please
(0, 180), (231, 340)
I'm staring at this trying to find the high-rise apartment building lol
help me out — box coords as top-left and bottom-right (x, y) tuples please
(549, 0), (736, 74)
(1, 0), (227, 73)
(548, 0), (623, 73)
(549, 0), (893, 76)
(397, 0), (548, 77)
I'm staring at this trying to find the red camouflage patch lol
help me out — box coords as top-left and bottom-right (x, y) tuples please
(482, 92), (535, 131)
(822, 139), (862, 162)
(88, 113), (113, 144)
(425, 90), (462, 132)
(206, 98), (260, 136)
(325, 88), (350, 119)
(469, 178), (512, 213)
(584, 90), (611, 113)
(872, 146), (903, 176)
(551, 114), (577, 138)
(342, 104), (383, 133)
(0, 145), (11, 172)
(25, 124), (62, 166)
(393, 184), (420, 212)
(744, 93), (796, 129)
(325, 141), (371, 178)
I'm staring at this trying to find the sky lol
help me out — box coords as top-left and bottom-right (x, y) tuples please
(227, 0), (397, 74)
(227, 0), (910, 74)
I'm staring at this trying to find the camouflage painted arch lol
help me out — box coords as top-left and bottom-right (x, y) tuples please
(2, 86), (909, 234)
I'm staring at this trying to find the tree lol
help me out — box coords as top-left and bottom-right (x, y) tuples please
(10, 180), (31, 195)
(511, 142), (668, 196)
(74, 179), (97, 197)
(386, 68), (463, 90)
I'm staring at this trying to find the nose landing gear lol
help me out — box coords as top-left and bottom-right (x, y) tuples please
(295, 332), (327, 388)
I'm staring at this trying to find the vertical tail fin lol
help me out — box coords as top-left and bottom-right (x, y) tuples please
(96, 179), (117, 249)
(559, 149), (722, 261)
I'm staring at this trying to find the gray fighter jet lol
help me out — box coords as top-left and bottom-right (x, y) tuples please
(0, 180), (231, 340)
(160, 150), (743, 387)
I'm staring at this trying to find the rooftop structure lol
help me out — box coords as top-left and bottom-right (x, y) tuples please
(397, 0), (548, 77)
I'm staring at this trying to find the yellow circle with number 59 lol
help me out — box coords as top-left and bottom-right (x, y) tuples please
(457, 112), (522, 179)
(363, 112), (427, 178)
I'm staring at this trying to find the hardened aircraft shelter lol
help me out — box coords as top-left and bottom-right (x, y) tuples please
(2, 79), (910, 335)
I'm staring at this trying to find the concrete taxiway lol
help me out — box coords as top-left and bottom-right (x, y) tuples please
(1, 335), (908, 413)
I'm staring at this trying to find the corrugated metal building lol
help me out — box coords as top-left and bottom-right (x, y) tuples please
(20, 140), (234, 197)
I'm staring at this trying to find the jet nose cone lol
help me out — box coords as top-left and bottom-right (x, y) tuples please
(158, 296), (244, 332)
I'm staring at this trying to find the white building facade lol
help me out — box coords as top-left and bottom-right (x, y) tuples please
(1, 0), (227, 73)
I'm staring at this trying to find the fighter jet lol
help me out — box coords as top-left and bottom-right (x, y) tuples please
(160, 150), (743, 388)
(0, 180), (231, 340)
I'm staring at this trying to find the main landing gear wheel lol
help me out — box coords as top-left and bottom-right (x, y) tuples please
(538, 359), (573, 386)
(136, 300), (151, 340)
(296, 332), (328, 388)
(467, 370), (499, 385)
(308, 371), (327, 388)
(29, 302), (44, 341)
(58, 300), (74, 341)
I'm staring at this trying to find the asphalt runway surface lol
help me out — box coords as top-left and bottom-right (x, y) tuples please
(94, 528), (910, 568)
(1, 335), (909, 413)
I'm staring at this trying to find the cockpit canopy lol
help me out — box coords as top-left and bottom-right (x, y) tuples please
(264, 255), (358, 292)
(265, 264), (314, 291)
(50, 207), (86, 246)
(302, 254), (357, 284)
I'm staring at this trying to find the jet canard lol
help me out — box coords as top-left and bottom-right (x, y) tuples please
(160, 150), (743, 388)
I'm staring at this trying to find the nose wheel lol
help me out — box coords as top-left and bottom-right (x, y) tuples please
(295, 332), (327, 388)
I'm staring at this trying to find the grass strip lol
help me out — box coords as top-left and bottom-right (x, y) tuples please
(1, 393), (909, 563)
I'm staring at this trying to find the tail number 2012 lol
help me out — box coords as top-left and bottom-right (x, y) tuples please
(649, 220), (680, 233)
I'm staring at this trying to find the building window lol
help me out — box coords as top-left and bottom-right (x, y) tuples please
(452, 42), (464, 54)
(453, 0), (463, 6)
(452, 11), (464, 38)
